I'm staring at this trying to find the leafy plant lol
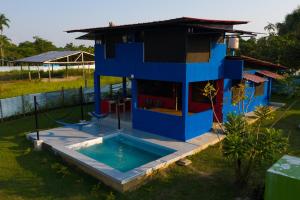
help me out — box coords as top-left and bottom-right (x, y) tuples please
(203, 81), (224, 136)
(51, 163), (70, 178)
(223, 108), (288, 186)
(90, 182), (102, 198)
(204, 82), (288, 187)
(105, 191), (116, 200)
(276, 75), (300, 98)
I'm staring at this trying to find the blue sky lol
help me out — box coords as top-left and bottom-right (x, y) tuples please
(1, 0), (299, 47)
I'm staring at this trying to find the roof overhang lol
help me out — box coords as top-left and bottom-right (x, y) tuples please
(67, 17), (249, 33)
(243, 73), (266, 83)
(15, 51), (95, 65)
(227, 55), (288, 70)
(256, 70), (284, 79)
(67, 17), (253, 40)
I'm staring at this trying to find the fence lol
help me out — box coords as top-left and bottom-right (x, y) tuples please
(0, 65), (95, 72)
(0, 82), (131, 121)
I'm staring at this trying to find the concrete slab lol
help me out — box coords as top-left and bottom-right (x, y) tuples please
(27, 115), (221, 192)
(27, 103), (283, 192)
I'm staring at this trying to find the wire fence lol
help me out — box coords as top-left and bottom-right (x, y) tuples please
(0, 82), (131, 122)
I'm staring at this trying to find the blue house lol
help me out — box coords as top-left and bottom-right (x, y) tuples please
(68, 17), (286, 141)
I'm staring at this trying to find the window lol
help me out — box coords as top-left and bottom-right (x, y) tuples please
(255, 83), (264, 96)
(138, 80), (180, 98)
(186, 35), (211, 63)
(231, 80), (245, 104)
(105, 35), (122, 59)
(105, 43), (115, 59)
(144, 29), (186, 62)
(190, 82), (210, 103)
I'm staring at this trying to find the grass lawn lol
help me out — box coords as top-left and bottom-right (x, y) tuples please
(0, 76), (121, 99)
(0, 95), (299, 200)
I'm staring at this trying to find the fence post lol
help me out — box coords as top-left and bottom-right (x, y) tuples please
(21, 95), (25, 116)
(117, 94), (121, 130)
(80, 86), (84, 120)
(0, 99), (3, 122)
(34, 96), (39, 140)
(84, 79), (88, 88)
(45, 92), (48, 110)
(61, 87), (65, 106)
(110, 84), (113, 98)
(20, 65), (23, 80)
(28, 65), (31, 81)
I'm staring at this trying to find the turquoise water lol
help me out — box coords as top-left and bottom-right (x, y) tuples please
(77, 134), (175, 172)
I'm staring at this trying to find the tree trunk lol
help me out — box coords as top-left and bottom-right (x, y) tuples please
(0, 31), (4, 66)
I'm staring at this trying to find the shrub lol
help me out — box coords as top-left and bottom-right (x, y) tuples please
(223, 107), (288, 186)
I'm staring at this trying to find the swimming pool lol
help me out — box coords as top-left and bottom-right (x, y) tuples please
(75, 133), (176, 172)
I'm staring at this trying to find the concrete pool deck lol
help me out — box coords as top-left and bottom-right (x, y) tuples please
(26, 103), (284, 192)
(27, 115), (224, 192)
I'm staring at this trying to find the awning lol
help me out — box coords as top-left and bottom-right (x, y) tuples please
(226, 55), (288, 70)
(14, 51), (95, 64)
(256, 70), (284, 79)
(243, 73), (266, 83)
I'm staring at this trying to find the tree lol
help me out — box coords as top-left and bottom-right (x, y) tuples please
(277, 6), (300, 36)
(0, 13), (10, 66)
(223, 108), (288, 186)
(64, 42), (94, 54)
(239, 7), (300, 73)
(32, 36), (56, 53)
(264, 23), (277, 36)
(203, 82), (288, 187)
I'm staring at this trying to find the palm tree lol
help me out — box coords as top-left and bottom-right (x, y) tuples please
(0, 14), (10, 66)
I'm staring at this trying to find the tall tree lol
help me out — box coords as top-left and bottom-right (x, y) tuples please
(32, 36), (56, 53)
(239, 7), (300, 72)
(277, 6), (300, 36)
(0, 13), (10, 66)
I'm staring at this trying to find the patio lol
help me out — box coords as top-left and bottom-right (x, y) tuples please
(27, 113), (223, 192)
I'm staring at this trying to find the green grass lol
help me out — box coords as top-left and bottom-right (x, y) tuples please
(0, 76), (121, 99)
(0, 95), (299, 200)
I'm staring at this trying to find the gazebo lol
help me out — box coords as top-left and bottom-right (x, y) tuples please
(15, 50), (95, 80)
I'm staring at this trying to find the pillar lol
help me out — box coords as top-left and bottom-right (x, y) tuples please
(182, 81), (189, 140)
(182, 81), (189, 119)
(94, 73), (101, 114)
(122, 77), (127, 98)
(131, 79), (137, 110)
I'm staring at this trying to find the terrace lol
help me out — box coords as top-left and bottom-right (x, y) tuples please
(26, 113), (223, 192)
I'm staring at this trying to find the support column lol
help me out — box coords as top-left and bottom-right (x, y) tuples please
(122, 77), (127, 98)
(268, 78), (272, 103)
(131, 79), (137, 110)
(182, 81), (189, 119)
(94, 73), (101, 114)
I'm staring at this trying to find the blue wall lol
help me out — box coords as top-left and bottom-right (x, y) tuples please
(94, 41), (273, 141)
(95, 42), (228, 83)
(185, 109), (213, 140)
(222, 69), (271, 122)
(224, 59), (243, 79)
(95, 43), (186, 82)
(132, 109), (186, 140)
(186, 43), (226, 82)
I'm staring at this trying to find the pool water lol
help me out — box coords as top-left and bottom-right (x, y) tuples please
(76, 134), (175, 172)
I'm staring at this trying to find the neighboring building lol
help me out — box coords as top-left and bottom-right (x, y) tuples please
(68, 17), (286, 141)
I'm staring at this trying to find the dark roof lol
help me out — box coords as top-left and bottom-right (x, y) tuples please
(257, 70), (284, 79)
(15, 51), (94, 64)
(226, 55), (288, 70)
(67, 17), (250, 35)
(243, 73), (266, 83)
(76, 24), (258, 40)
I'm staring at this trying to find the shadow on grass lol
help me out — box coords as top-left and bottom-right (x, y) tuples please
(1, 133), (114, 200)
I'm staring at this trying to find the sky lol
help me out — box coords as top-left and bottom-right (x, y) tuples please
(1, 0), (299, 47)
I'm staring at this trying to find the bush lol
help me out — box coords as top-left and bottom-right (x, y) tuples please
(223, 107), (288, 186)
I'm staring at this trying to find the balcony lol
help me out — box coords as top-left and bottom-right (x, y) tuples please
(95, 43), (186, 82)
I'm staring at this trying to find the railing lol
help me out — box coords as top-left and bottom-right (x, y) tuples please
(0, 82), (131, 121)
